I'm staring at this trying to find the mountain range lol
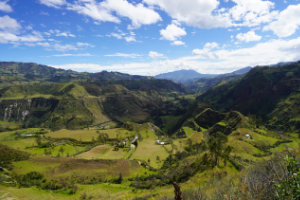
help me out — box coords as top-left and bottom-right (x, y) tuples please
(154, 67), (252, 85)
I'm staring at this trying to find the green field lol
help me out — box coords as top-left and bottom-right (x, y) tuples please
(1, 124), (299, 200)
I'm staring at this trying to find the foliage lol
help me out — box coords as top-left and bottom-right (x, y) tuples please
(275, 156), (300, 200)
(207, 132), (232, 166)
(198, 62), (300, 131)
(0, 143), (29, 166)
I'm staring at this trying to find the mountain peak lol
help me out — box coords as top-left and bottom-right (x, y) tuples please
(155, 69), (216, 83)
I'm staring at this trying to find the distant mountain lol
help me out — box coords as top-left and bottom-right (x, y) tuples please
(187, 67), (252, 93)
(154, 69), (216, 84)
(0, 62), (150, 87)
(197, 61), (300, 131)
(229, 66), (252, 75)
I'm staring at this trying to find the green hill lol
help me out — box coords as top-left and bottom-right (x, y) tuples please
(0, 62), (188, 130)
(197, 62), (300, 131)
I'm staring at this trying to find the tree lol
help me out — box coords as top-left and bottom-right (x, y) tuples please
(116, 173), (123, 184)
(97, 133), (108, 144)
(207, 132), (229, 166)
(35, 136), (42, 146)
(59, 146), (64, 155)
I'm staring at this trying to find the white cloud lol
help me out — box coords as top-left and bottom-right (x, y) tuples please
(102, 0), (161, 28)
(0, 0), (12, 12)
(53, 43), (78, 51)
(148, 51), (164, 58)
(204, 42), (219, 49)
(40, 0), (66, 8)
(109, 32), (123, 39)
(264, 4), (300, 37)
(0, 31), (44, 44)
(76, 42), (94, 47)
(172, 40), (185, 46)
(68, 0), (120, 23)
(236, 31), (262, 42)
(53, 53), (92, 57)
(54, 37), (300, 75)
(229, 0), (277, 26)
(124, 35), (136, 42)
(160, 20), (186, 45)
(104, 52), (142, 58)
(144, 0), (279, 29)
(0, 16), (47, 45)
(37, 42), (51, 47)
(144, 0), (231, 28)
(107, 31), (136, 42)
(0, 15), (21, 32)
(47, 29), (75, 37)
(67, 0), (160, 28)
(192, 42), (219, 58)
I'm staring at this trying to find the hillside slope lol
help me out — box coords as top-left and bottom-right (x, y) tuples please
(187, 67), (252, 93)
(197, 62), (300, 131)
(0, 62), (188, 130)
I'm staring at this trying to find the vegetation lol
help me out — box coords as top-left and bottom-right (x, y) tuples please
(0, 61), (299, 199)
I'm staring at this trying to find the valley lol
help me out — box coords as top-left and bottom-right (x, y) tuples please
(0, 62), (299, 200)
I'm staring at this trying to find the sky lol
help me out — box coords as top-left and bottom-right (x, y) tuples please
(1, 0), (300, 75)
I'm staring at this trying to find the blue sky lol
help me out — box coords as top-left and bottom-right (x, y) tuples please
(1, 0), (300, 75)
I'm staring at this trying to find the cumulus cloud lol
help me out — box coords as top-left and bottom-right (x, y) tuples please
(236, 31), (262, 42)
(0, 0), (12, 12)
(204, 42), (219, 49)
(148, 51), (164, 58)
(67, 0), (120, 23)
(102, 0), (161, 28)
(172, 40), (185, 46)
(144, 0), (280, 28)
(264, 4), (300, 37)
(229, 0), (277, 26)
(66, 0), (160, 28)
(0, 16), (45, 45)
(0, 31), (43, 43)
(160, 20), (186, 45)
(192, 42), (219, 58)
(144, 0), (231, 28)
(0, 15), (21, 32)
(40, 0), (67, 8)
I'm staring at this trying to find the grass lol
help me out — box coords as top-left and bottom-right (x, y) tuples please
(12, 157), (146, 180)
(76, 145), (128, 160)
(1, 124), (299, 200)
(46, 128), (134, 142)
(46, 129), (99, 142)
(82, 97), (111, 124)
(27, 144), (87, 157)
(0, 121), (22, 131)
(130, 138), (169, 168)
(0, 131), (36, 151)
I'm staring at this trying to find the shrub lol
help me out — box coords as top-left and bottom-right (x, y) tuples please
(275, 156), (300, 200)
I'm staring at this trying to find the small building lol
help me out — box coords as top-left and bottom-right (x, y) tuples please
(245, 134), (252, 139)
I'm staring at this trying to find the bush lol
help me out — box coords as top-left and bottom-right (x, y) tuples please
(275, 156), (300, 200)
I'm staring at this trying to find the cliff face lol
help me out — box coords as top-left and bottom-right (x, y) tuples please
(0, 98), (58, 122)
